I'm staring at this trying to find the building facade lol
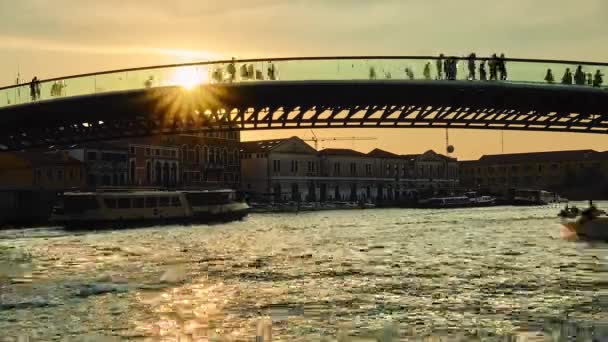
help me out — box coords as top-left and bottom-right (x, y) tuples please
(128, 143), (180, 187)
(459, 150), (608, 198)
(0, 152), (84, 191)
(66, 142), (128, 188)
(240, 137), (459, 203)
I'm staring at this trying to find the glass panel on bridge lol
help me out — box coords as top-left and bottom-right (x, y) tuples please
(0, 57), (606, 109)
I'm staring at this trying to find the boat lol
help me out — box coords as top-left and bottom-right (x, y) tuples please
(511, 189), (566, 206)
(558, 202), (608, 241)
(464, 192), (497, 206)
(417, 196), (472, 209)
(51, 189), (249, 229)
(417, 192), (497, 209)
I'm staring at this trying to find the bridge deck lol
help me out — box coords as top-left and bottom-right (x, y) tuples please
(0, 80), (607, 151)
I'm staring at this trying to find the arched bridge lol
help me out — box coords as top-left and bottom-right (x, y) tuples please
(0, 56), (607, 151)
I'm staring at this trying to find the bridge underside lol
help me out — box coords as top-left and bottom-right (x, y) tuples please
(0, 80), (607, 151)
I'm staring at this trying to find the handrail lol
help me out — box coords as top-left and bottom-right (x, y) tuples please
(2, 55), (608, 90)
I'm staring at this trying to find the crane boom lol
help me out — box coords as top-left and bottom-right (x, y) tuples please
(302, 136), (377, 150)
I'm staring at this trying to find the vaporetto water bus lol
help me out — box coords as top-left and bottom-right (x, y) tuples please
(51, 189), (249, 229)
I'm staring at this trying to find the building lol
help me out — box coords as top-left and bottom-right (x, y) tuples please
(240, 136), (459, 203)
(240, 137), (318, 202)
(66, 142), (128, 188)
(128, 142), (179, 187)
(459, 150), (608, 198)
(0, 151), (84, 191)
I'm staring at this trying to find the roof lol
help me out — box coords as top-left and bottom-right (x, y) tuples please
(14, 152), (81, 166)
(367, 148), (400, 158)
(240, 138), (289, 153)
(318, 148), (366, 157)
(471, 149), (601, 164)
(64, 141), (127, 151)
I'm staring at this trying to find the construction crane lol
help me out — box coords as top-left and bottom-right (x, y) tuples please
(303, 130), (377, 150)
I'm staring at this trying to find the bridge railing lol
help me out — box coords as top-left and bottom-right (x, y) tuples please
(1, 56), (606, 108)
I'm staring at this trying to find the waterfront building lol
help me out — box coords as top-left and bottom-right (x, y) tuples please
(128, 142), (180, 187)
(240, 136), (459, 203)
(0, 151), (84, 191)
(65, 142), (128, 188)
(459, 149), (608, 198)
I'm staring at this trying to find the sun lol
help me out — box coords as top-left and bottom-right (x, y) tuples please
(166, 66), (209, 90)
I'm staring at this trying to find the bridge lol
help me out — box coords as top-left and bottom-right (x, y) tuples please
(0, 56), (606, 151)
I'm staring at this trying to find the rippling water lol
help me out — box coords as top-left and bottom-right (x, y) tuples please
(1, 204), (607, 341)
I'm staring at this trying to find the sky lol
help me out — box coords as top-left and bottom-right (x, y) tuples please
(1, 0), (607, 160)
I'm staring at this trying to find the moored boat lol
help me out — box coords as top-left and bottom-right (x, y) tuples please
(51, 189), (249, 229)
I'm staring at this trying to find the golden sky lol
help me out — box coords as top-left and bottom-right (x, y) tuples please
(1, 0), (607, 160)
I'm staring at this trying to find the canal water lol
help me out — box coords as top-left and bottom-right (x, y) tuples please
(0, 204), (606, 341)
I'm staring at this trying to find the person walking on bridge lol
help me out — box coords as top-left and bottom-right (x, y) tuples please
(479, 60), (487, 81)
(561, 68), (573, 85)
(574, 66), (585, 85)
(30, 77), (39, 101)
(489, 54), (498, 80)
(498, 53), (507, 80)
(593, 69), (604, 87)
(436, 54), (444, 80)
(423, 62), (432, 80)
(544, 69), (555, 84)
(467, 53), (476, 80)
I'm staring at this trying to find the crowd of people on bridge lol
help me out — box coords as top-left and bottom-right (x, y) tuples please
(544, 66), (603, 87)
(211, 58), (278, 83)
(434, 53), (509, 81)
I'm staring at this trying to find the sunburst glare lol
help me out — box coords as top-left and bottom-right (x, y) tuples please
(164, 66), (209, 90)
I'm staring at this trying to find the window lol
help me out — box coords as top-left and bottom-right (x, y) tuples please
(159, 197), (170, 207)
(87, 151), (97, 160)
(307, 161), (315, 173)
(273, 160), (281, 173)
(366, 164), (372, 176)
(334, 163), (340, 176)
(64, 196), (99, 214)
(133, 198), (145, 208)
(291, 160), (298, 173)
(145, 148), (151, 156)
(104, 199), (117, 209)
(145, 197), (157, 208)
(386, 164), (390, 176)
(350, 162), (356, 176)
(130, 146), (135, 154)
(155, 149), (160, 156)
(171, 197), (181, 207)
(117, 198), (130, 209)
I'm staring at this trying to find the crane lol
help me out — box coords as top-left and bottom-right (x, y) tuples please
(303, 130), (377, 150)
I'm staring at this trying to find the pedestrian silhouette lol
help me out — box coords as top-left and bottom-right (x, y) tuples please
(574, 66), (585, 85)
(436, 54), (444, 80)
(423, 62), (431, 80)
(405, 67), (414, 80)
(30, 77), (38, 101)
(369, 66), (377, 80)
(593, 69), (604, 87)
(544, 69), (555, 84)
(443, 58), (450, 80)
(227, 57), (237, 82)
(467, 53), (476, 80)
(489, 54), (498, 80)
(268, 61), (277, 80)
(144, 76), (154, 88)
(479, 60), (487, 81)
(498, 53), (507, 80)
(561, 68), (573, 85)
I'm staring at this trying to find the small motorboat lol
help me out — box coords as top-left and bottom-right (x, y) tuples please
(559, 202), (608, 242)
